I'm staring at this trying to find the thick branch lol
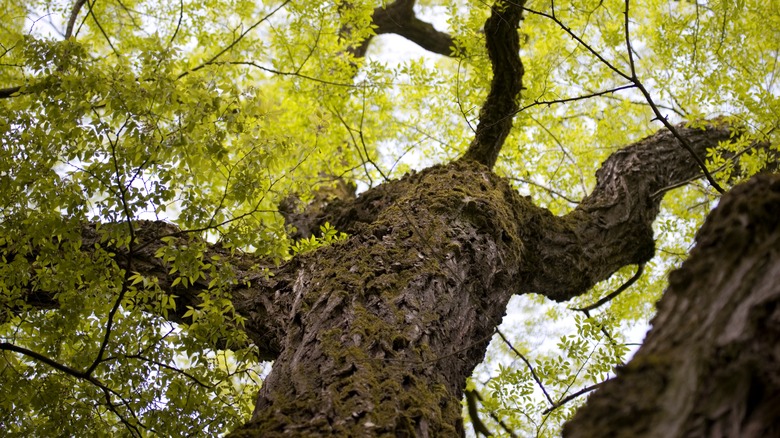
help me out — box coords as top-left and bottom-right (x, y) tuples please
(65, 0), (88, 39)
(4, 221), (288, 361)
(563, 172), (780, 437)
(461, 1), (525, 168)
(113, 223), (280, 356)
(519, 121), (769, 301)
(349, 0), (456, 58)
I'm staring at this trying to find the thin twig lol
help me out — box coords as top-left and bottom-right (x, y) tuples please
(621, 0), (724, 193)
(496, 329), (555, 406)
(515, 84), (636, 115)
(636, 86), (726, 193)
(456, 58), (477, 133)
(0, 342), (145, 435)
(541, 380), (607, 415)
(0, 342), (87, 378)
(85, 0), (121, 58)
(526, 3), (726, 194)
(522, 6), (631, 81)
(650, 141), (762, 199)
(87, 119), (135, 376)
(572, 264), (644, 312)
(178, 0), (292, 79)
(509, 177), (580, 204)
(168, 0), (184, 47)
(623, 0), (636, 78)
(191, 60), (359, 88)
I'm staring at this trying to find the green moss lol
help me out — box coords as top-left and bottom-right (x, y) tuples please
(239, 160), (535, 436)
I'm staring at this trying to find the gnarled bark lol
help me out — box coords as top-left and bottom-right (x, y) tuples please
(7, 121), (773, 436)
(229, 121), (767, 435)
(5, 2), (778, 436)
(523, 123), (742, 301)
(564, 172), (780, 438)
(231, 160), (526, 436)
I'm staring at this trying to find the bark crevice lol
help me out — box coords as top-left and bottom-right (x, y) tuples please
(563, 173), (780, 438)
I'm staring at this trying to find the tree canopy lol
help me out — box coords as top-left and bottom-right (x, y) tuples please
(0, 0), (778, 436)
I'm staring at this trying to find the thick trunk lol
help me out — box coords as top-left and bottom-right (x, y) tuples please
(231, 161), (527, 436)
(564, 173), (780, 437)
(7, 124), (763, 436)
(230, 123), (764, 436)
(4, 1), (778, 434)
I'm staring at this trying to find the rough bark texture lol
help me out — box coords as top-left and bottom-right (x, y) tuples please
(526, 123), (738, 301)
(307, 122), (740, 302)
(226, 122), (760, 436)
(231, 160), (528, 436)
(7, 123), (758, 435)
(564, 172), (780, 438)
(461, 1), (525, 168)
(6, 1), (779, 435)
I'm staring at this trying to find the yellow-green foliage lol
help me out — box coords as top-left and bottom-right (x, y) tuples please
(0, 0), (778, 436)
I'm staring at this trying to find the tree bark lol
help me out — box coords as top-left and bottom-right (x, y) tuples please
(227, 120), (766, 436)
(6, 122), (767, 436)
(564, 172), (780, 437)
(5, 2), (779, 435)
(229, 160), (525, 436)
(349, 0), (457, 59)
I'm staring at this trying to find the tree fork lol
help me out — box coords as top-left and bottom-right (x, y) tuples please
(230, 160), (527, 436)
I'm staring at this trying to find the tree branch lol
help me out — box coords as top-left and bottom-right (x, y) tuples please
(542, 380), (607, 415)
(0, 86), (21, 99)
(520, 121), (770, 301)
(349, 0), (456, 58)
(65, 0), (88, 39)
(3, 221), (289, 361)
(462, 1), (526, 168)
(470, 388), (518, 437)
(497, 329), (554, 406)
(0, 0), (87, 101)
(571, 263), (644, 312)
(0, 341), (146, 435)
(525, 2), (726, 193)
(465, 388), (494, 436)
(178, 0), (292, 79)
(7, 122), (769, 367)
(563, 172), (780, 437)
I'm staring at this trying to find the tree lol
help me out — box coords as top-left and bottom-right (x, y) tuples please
(0, 0), (778, 436)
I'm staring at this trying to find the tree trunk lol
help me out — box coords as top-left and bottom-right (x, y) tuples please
(5, 117), (764, 436)
(231, 160), (526, 436)
(4, 2), (777, 435)
(564, 173), (780, 438)
(4, 122), (754, 436)
(227, 122), (767, 436)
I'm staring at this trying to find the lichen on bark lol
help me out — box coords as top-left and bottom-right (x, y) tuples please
(233, 160), (531, 436)
(563, 173), (780, 438)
